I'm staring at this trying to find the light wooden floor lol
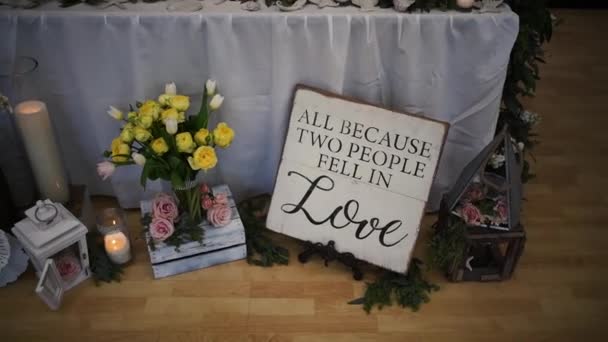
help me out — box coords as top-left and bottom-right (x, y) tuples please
(2, 9), (608, 342)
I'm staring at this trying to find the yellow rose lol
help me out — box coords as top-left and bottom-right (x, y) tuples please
(120, 127), (134, 143)
(158, 94), (174, 106)
(139, 100), (161, 120)
(111, 137), (130, 162)
(127, 111), (138, 121)
(161, 108), (178, 122)
(188, 146), (217, 171)
(151, 137), (169, 155)
(139, 115), (154, 129)
(213, 122), (235, 148)
(169, 95), (190, 112)
(134, 126), (151, 142)
(178, 111), (186, 123)
(194, 128), (210, 146)
(175, 132), (196, 153)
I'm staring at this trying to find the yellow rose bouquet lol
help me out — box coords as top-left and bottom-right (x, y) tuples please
(98, 80), (235, 224)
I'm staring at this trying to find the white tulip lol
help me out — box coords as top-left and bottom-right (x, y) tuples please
(206, 79), (217, 96)
(165, 82), (177, 96)
(107, 106), (123, 120)
(165, 118), (178, 135)
(97, 161), (116, 180)
(209, 94), (224, 111)
(132, 152), (146, 166)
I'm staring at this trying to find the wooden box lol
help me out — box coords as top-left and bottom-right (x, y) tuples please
(140, 184), (246, 279)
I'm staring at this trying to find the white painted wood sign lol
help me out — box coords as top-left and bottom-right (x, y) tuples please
(267, 86), (449, 273)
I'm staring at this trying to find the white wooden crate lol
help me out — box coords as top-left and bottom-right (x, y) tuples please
(140, 184), (247, 279)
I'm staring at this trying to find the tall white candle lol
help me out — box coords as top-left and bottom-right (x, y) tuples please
(104, 231), (131, 264)
(14, 101), (69, 203)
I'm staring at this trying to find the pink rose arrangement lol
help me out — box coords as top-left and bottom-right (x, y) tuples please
(54, 252), (82, 282)
(454, 181), (510, 228)
(149, 193), (179, 242)
(459, 202), (483, 226)
(199, 183), (232, 228)
(149, 217), (175, 242)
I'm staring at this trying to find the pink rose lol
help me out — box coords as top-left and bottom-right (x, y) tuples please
(207, 204), (232, 228)
(200, 183), (210, 195)
(153, 193), (179, 222)
(149, 217), (175, 241)
(493, 197), (508, 224)
(55, 254), (81, 282)
(460, 203), (482, 226)
(214, 192), (229, 206)
(201, 195), (214, 210)
(463, 183), (485, 203)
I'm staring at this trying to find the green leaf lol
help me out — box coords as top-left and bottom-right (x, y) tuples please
(140, 161), (150, 188)
(194, 89), (209, 130)
(170, 170), (185, 188)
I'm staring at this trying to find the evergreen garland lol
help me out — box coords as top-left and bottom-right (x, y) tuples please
(238, 195), (290, 267)
(87, 232), (124, 285)
(350, 259), (439, 313)
(428, 218), (467, 272)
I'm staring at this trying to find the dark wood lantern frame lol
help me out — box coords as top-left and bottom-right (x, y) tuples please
(437, 127), (526, 282)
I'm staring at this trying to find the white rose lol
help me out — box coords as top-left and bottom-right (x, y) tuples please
(489, 153), (506, 169)
(131, 152), (146, 166)
(206, 79), (217, 96)
(209, 94), (224, 111)
(107, 106), (123, 120)
(165, 118), (178, 135)
(97, 161), (116, 180)
(165, 82), (177, 96)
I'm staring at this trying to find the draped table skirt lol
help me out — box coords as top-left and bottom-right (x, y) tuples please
(0, 3), (519, 210)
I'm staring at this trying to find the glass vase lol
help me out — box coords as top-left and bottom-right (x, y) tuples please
(173, 180), (202, 224)
(96, 208), (133, 265)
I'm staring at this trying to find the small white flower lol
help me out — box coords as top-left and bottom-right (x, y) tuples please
(206, 79), (217, 96)
(97, 161), (116, 180)
(489, 153), (506, 169)
(165, 82), (177, 96)
(107, 106), (123, 120)
(165, 118), (178, 135)
(520, 110), (540, 126)
(209, 94), (224, 111)
(132, 152), (146, 166)
(517, 142), (525, 151)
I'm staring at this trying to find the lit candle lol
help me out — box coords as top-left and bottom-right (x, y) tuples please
(457, 0), (474, 9)
(13, 101), (69, 203)
(104, 231), (131, 264)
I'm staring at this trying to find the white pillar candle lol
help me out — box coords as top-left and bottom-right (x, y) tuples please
(13, 101), (69, 203)
(457, 0), (474, 8)
(104, 231), (131, 264)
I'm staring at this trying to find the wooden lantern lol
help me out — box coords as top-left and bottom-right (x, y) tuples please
(437, 127), (526, 282)
(12, 200), (90, 310)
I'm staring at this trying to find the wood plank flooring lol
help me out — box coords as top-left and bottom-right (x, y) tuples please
(2, 9), (607, 342)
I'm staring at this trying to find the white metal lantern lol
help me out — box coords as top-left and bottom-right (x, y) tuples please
(12, 199), (90, 310)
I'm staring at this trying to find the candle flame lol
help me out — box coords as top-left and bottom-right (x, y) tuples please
(112, 219), (116, 225)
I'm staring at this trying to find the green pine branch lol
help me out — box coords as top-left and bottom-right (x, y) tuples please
(238, 194), (290, 267)
(350, 258), (439, 313)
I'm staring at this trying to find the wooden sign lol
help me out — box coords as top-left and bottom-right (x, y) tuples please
(267, 86), (448, 273)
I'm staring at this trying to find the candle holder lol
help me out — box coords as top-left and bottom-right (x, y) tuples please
(96, 208), (132, 265)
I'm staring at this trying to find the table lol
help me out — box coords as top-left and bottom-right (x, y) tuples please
(0, 2), (519, 210)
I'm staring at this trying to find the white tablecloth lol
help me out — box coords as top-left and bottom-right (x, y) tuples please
(0, 2), (518, 210)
